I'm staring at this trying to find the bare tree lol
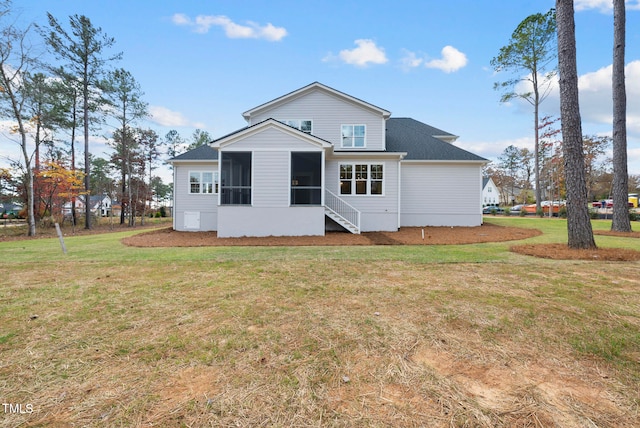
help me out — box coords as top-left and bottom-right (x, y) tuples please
(0, 4), (39, 235)
(555, 0), (596, 249)
(611, 0), (631, 232)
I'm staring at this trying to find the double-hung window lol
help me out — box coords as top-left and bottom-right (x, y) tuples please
(341, 124), (366, 148)
(282, 120), (312, 133)
(339, 163), (383, 195)
(189, 171), (218, 194)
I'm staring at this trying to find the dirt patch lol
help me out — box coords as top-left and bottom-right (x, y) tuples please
(121, 223), (542, 247)
(411, 345), (626, 427)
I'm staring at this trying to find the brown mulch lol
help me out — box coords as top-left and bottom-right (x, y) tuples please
(510, 243), (640, 261)
(122, 223), (542, 247)
(594, 229), (640, 238)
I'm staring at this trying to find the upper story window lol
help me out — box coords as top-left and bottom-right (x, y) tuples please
(341, 124), (366, 148)
(189, 171), (218, 194)
(282, 120), (312, 133)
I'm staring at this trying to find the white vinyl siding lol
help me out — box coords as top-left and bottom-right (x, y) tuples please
(248, 90), (385, 150)
(173, 162), (218, 231)
(253, 151), (290, 207)
(401, 163), (483, 227)
(224, 127), (321, 151)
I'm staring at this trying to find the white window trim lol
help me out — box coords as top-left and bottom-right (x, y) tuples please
(188, 171), (219, 194)
(341, 124), (367, 149)
(339, 162), (384, 196)
(281, 119), (313, 134)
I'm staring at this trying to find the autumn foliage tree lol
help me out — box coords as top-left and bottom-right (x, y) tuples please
(36, 160), (85, 223)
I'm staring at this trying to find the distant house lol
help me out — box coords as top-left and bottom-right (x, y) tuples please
(63, 194), (112, 217)
(169, 82), (488, 237)
(482, 177), (499, 206)
(0, 202), (23, 217)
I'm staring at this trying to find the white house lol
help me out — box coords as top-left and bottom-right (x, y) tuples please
(169, 82), (488, 237)
(63, 194), (112, 217)
(482, 177), (499, 206)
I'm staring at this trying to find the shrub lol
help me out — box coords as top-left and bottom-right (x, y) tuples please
(504, 208), (511, 216)
(537, 208), (544, 218)
(630, 212), (639, 222)
(519, 209), (527, 217)
(559, 206), (567, 218)
(159, 206), (167, 217)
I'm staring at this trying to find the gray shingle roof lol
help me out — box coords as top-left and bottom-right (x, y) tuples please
(169, 118), (487, 163)
(386, 118), (487, 161)
(169, 144), (218, 161)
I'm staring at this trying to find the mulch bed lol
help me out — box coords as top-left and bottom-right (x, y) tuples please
(121, 223), (542, 247)
(510, 243), (640, 261)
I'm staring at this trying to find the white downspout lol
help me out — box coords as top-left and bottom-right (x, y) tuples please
(397, 160), (402, 230)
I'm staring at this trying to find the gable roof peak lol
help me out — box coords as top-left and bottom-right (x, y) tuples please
(242, 82), (391, 121)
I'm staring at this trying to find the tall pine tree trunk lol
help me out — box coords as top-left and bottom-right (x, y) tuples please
(556, 0), (596, 249)
(611, 0), (631, 232)
(83, 76), (91, 229)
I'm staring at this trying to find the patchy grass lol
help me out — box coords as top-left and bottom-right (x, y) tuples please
(0, 218), (639, 427)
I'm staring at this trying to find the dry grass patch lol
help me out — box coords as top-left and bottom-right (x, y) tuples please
(2, 259), (640, 427)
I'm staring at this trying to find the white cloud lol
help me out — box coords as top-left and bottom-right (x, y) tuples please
(505, 60), (640, 174)
(424, 45), (468, 73)
(399, 49), (423, 71)
(459, 136), (534, 162)
(149, 106), (205, 128)
(575, 0), (640, 12)
(171, 13), (287, 41)
(549, 60), (640, 132)
(337, 39), (388, 67)
(509, 60), (640, 130)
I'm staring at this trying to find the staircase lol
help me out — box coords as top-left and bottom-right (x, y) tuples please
(325, 190), (360, 234)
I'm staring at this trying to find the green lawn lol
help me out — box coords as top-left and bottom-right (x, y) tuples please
(1, 218), (639, 427)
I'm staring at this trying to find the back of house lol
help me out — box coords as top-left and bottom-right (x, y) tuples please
(169, 82), (487, 237)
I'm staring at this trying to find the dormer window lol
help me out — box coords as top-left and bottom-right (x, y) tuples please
(341, 124), (366, 148)
(282, 120), (312, 133)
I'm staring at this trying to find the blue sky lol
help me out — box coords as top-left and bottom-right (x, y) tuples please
(3, 0), (640, 183)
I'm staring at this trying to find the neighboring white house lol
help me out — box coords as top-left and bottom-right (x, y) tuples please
(482, 177), (499, 206)
(169, 82), (488, 237)
(63, 194), (112, 217)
